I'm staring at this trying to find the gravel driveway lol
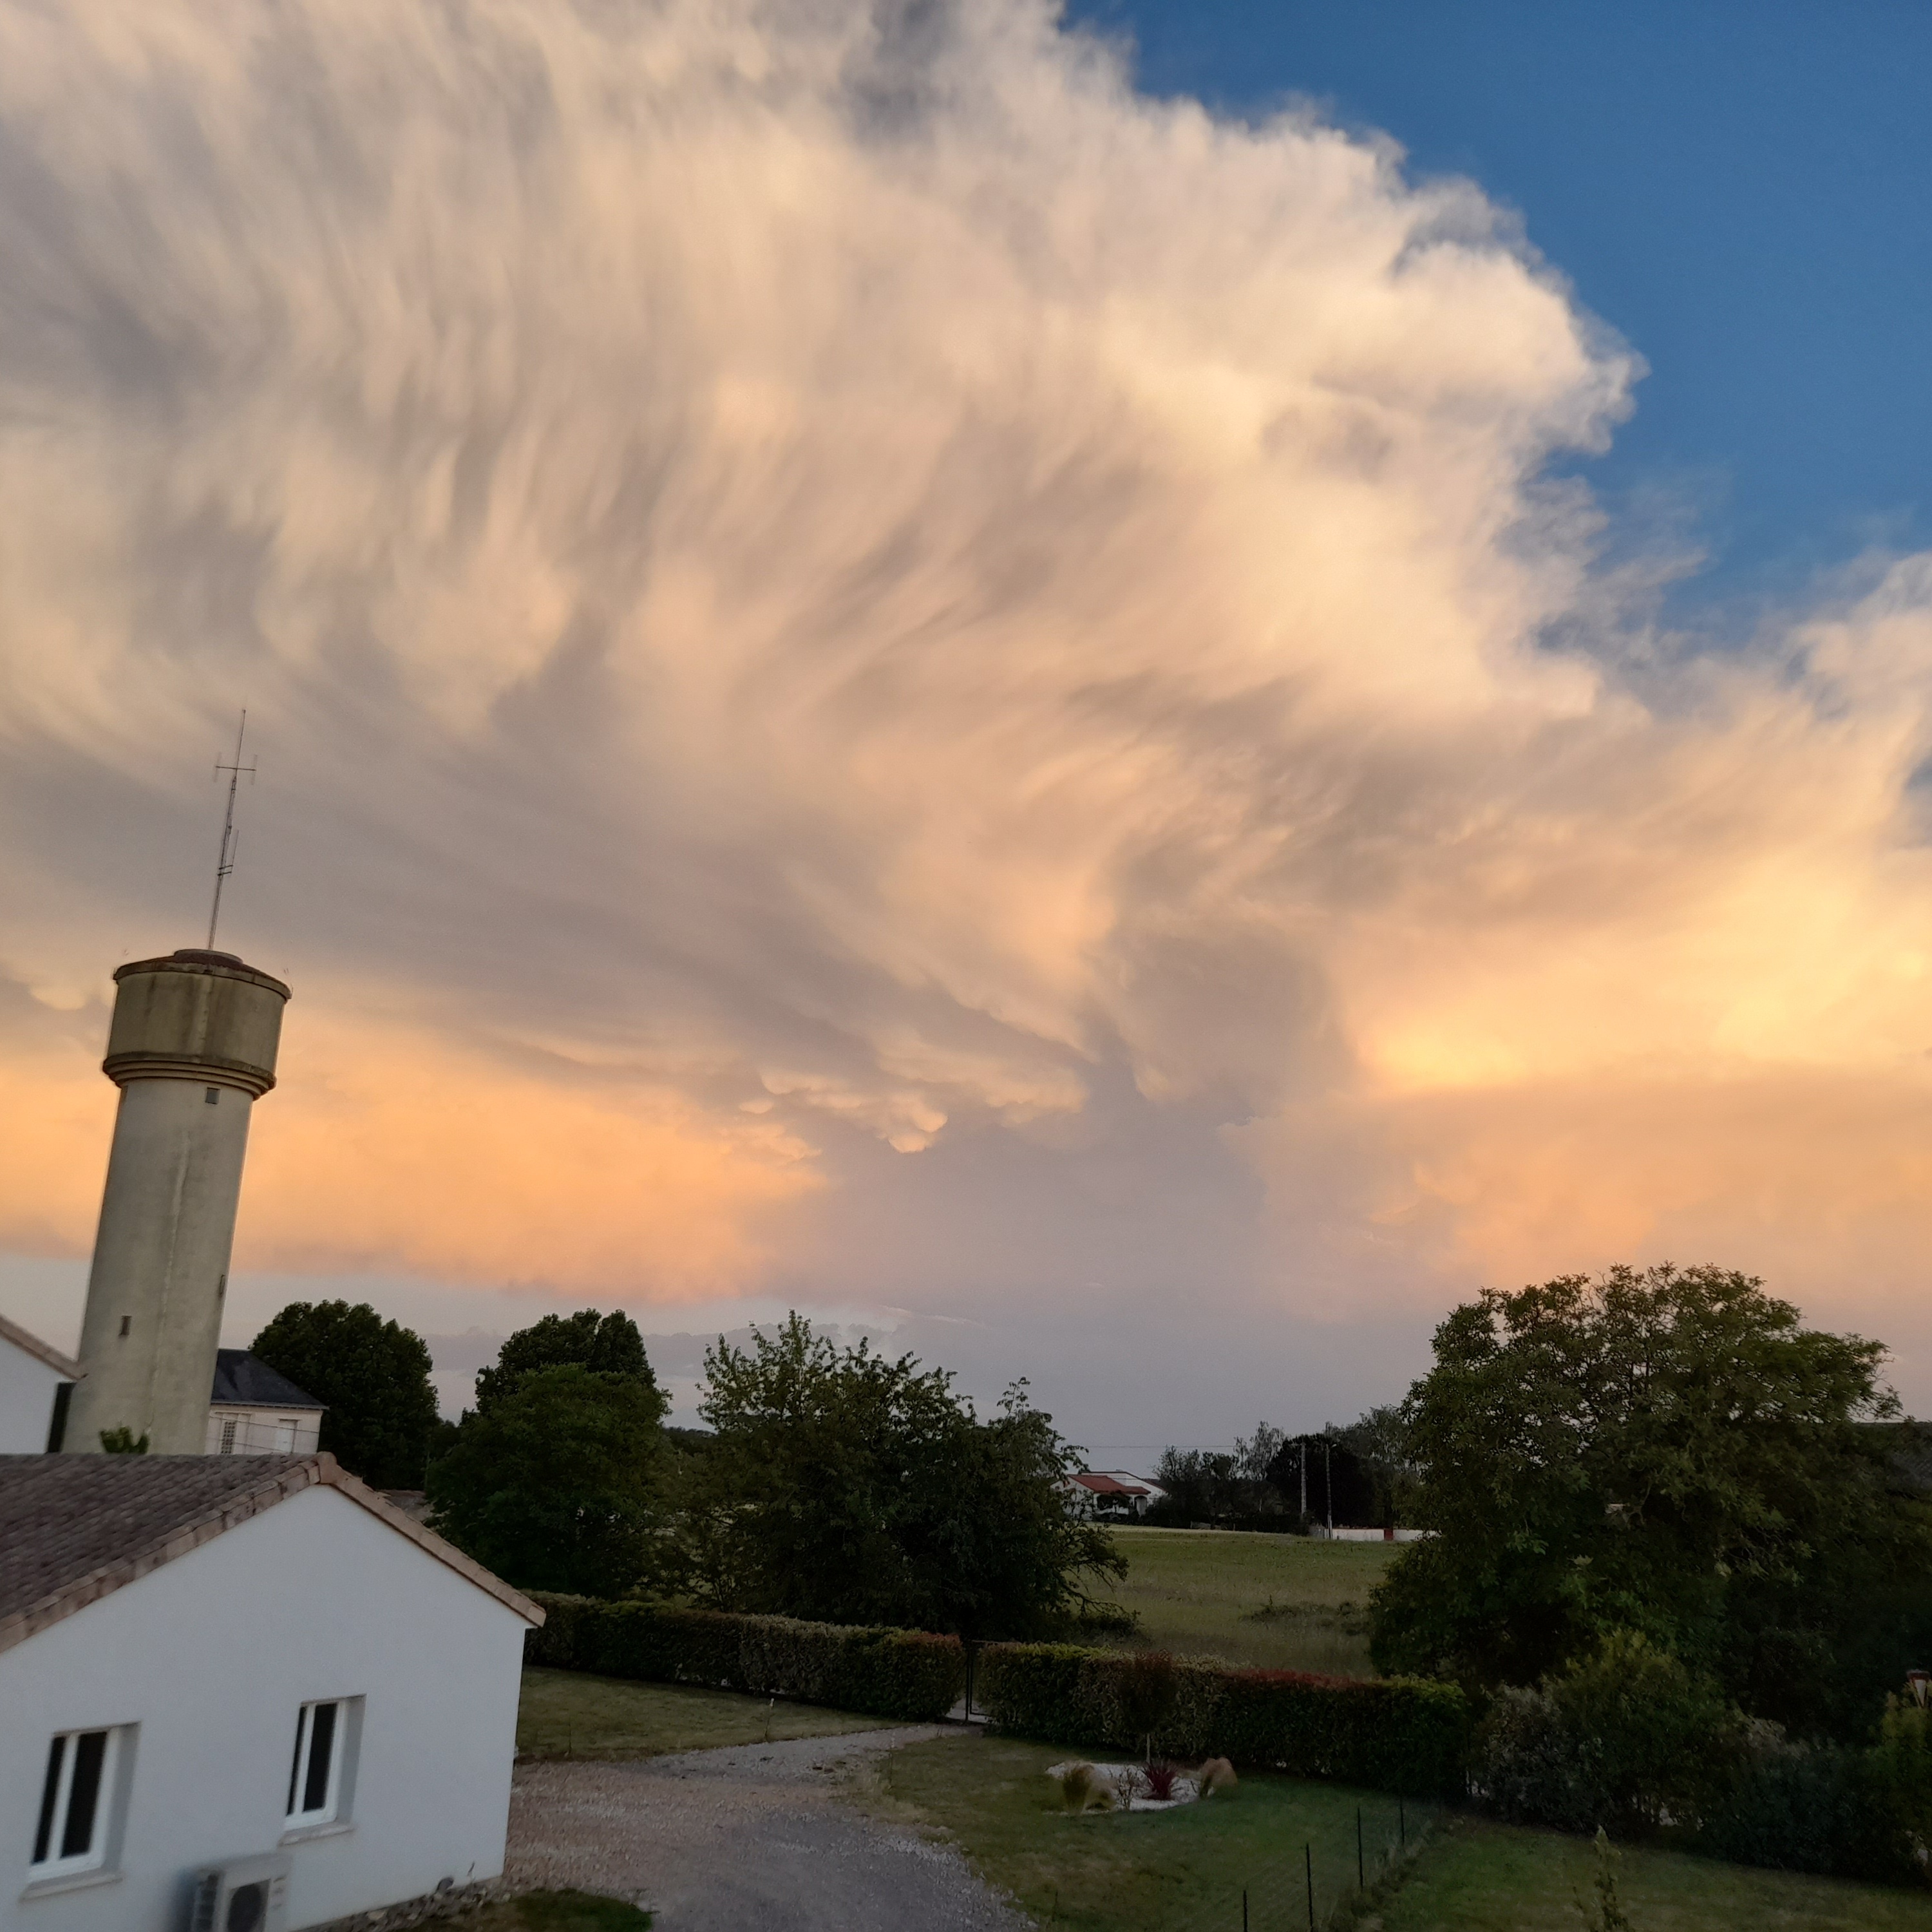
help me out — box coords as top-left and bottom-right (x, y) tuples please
(506, 1727), (1032, 1931)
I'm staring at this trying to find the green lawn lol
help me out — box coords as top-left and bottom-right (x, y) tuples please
(516, 1665), (895, 1759)
(881, 1734), (1932, 1932)
(1379, 1819), (1932, 1932)
(881, 1732), (1432, 1931)
(1090, 1528), (1396, 1675)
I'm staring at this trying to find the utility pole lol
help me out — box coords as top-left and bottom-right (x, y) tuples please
(1325, 1436), (1334, 1535)
(1299, 1435), (1308, 1519)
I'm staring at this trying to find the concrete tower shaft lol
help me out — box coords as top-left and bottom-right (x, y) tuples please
(66, 950), (290, 1454)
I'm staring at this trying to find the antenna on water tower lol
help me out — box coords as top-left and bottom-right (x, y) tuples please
(63, 709), (290, 1455)
(207, 710), (256, 950)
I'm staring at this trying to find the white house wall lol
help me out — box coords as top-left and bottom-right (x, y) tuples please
(0, 1484), (527, 1932)
(0, 1343), (62, 1454)
(203, 1408), (325, 1455)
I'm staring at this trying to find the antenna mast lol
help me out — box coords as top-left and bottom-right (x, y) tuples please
(207, 710), (256, 950)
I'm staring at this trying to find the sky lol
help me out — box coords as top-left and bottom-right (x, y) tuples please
(1, 0), (1929, 1441)
(1073, 1), (1932, 614)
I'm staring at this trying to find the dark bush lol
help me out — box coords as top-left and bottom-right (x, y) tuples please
(1474, 1632), (1748, 1838)
(975, 1642), (1468, 1795)
(1696, 1735), (1913, 1883)
(1116, 1651), (1180, 1757)
(526, 1593), (965, 1723)
(1473, 1635), (1932, 1887)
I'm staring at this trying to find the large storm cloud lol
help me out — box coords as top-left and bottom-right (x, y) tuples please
(2, 0), (1928, 1421)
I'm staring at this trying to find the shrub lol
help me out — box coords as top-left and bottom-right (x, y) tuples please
(1472, 1633), (1745, 1837)
(1698, 1696), (1932, 1885)
(1870, 1694), (1932, 1862)
(1696, 1732), (1909, 1882)
(1116, 1651), (1179, 1758)
(525, 1593), (965, 1723)
(1472, 1684), (1598, 1833)
(974, 1642), (1468, 1795)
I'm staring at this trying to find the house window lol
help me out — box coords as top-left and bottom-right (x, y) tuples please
(286, 1701), (346, 1826)
(274, 1419), (296, 1453)
(219, 1419), (238, 1454)
(30, 1727), (123, 1881)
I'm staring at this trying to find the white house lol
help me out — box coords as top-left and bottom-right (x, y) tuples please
(205, 1350), (326, 1456)
(0, 1319), (80, 1457)
(0, 1452), (540, 1931)
(1062, 1470), (1167, 1520)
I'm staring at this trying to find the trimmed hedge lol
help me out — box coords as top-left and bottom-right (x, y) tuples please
(976, 1643), (1468, 1795)
(526, 1594), (965, 1723)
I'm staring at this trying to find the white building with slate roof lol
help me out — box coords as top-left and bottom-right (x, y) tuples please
(0, 1452), (540, 1931)
(205, 1350), (326, 1457)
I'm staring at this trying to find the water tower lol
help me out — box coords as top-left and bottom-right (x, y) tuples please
(63, 949), (290, 1453)
(64, 716), (290, 1453)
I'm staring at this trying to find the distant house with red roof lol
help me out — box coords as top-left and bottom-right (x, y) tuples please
(1061, 1469), (1166, 1520)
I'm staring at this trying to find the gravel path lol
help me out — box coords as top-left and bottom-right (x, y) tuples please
(506, 1727), (1032, 1931)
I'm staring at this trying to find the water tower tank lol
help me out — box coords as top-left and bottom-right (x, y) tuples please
(64, 949), (290, 1454)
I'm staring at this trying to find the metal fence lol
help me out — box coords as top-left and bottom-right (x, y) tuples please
(1159, 1797), (1430, 1932)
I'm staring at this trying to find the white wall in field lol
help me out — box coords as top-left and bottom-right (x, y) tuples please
(0, 1483), (529, 1931)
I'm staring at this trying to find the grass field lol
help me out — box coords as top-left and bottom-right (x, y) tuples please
(880, 1733), (1932, 1932)
(1090, 1528), (1396, 1674)
(1377, 1820), (1932, 1932)
(880, 1732), (1428, 1932)
(516, 1665), (893, 1759)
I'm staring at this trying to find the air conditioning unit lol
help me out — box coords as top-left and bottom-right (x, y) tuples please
(188, 1852), (291, 1932)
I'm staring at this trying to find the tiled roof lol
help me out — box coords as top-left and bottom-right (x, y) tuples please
(209, 1349), (325, 1410)
(1070, 1472), (1149, 1496)
(0, 1454), (540, 1655)
(0, 1312), (82, 1381)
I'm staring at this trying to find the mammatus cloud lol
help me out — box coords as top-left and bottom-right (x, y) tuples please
(0, 0), (1928, 1380)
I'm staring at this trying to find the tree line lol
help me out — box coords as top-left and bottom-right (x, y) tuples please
(1147, 1408), (1419, 1530)
(249, 1301), (1120, 1640)
(255, 1261), (1932, 1763)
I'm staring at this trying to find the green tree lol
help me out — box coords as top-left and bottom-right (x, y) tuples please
(427, 1364), (667, 1596)
(473, 1307), (654, 1413)
(1370, 1265), (1928, 1731)
(251, 1300), (441, 1488)
(672, 1314), (1122, 1638)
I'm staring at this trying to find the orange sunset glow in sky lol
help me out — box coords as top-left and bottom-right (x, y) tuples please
(1, 0), (1928, 1428)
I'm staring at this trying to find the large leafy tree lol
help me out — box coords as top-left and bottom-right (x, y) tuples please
(251, 1300), (441, 1488)
(1369, 1265), (1930, 1733)
(673, 1314), (1122, 1638)
(473, 1308), (655, 1414)
(427, 1364), (667, 1596)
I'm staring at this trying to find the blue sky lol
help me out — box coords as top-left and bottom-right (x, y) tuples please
(1070, 0), (1932, 618)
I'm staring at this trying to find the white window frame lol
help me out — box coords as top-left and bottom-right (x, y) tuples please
(285, 1701), (347, 1828)
(28, 1727), (124, 1882)
(218, 1417), (238, 1454)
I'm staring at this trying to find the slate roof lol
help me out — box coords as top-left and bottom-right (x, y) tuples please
(0, 1312), (82, 1381)
(0, 1453), (540, 1655)
(209, 1349), (324, 1411)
